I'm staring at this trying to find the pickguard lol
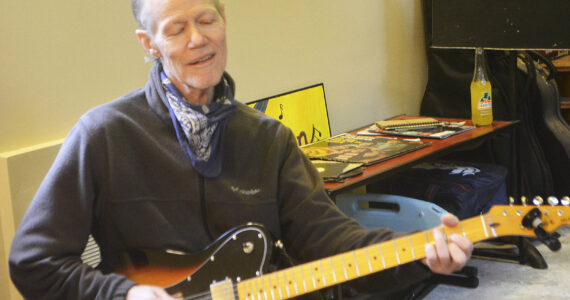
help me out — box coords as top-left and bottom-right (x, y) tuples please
(165, 225), (272, 297)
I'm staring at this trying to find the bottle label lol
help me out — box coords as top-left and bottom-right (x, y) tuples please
(478, 92), (492, 110)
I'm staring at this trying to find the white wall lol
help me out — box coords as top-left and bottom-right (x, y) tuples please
(0, 0), (427, 154)
(0, 1), (427, 298)
(226, 0), (427, 134)
(0, 1), (151, 154)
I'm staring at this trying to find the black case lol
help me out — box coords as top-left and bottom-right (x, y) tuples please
(419, 0), (570, 198)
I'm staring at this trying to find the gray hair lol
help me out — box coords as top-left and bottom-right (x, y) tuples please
(131, 0), (222, 32)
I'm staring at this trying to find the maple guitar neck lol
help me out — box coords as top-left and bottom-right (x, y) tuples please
(229, 216), (485, 299)
(228, 205), (569, 300)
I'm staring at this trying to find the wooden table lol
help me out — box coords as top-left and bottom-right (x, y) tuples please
(324, 118), (518, 197)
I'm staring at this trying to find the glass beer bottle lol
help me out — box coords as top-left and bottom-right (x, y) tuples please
(470, 48), (493, 126)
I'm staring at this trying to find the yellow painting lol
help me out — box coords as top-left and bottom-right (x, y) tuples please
(247, 84), (331, 146)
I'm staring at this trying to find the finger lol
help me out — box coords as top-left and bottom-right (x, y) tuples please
(448, 234), (474, 256)
(433, 228), (450, 266)
(423, 242), (436, 268)
(441, 213), (459, 227)
(448, 242), (468, 271)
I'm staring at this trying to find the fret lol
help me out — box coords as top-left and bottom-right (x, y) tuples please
(425, 229), (435, 245)
(253, 276), (261, 300)
(268, 275), (275, 300)
(288, 268), (299, 297)
(330, 254), (346, 284)
(409, 231), (428, 259)
(365, 244), (384, 272)
(250, 277), (256, 300)
(365, 248), (373, 273)
(319, 260), (327, 287)
(340, 253), (355, 280)
(487, 216), (498, 238)
(269, 273), (280, 300)
(356, 247), (374, 277)
(459, 221), (466, 237)
(262, 277), (268, 300)
(283, 269), (291, 298)
(480, 214), (489, 238)
(244, 277), (252, 300)
(465, 217), (487, 241)
(301, 265), (308, 293)
(407, 236), (416, 259)
(308, 263), (317, 290)
(352, 251), (361, 277)
(378, 244), (386, 269)
(276, 271), (283, 300)
(379, 242), (398, 269)
(267, 274), (275, 300)
(393, 237), (414, 264)
(490, 220), (498, 237)
(329, 257), (337, 284)
(392, 240), (400, 265)
(261, 275), (270, 300)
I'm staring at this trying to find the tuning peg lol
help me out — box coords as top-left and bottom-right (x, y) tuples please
(547, 196), (559, 206)
(522, 208), (562, 252)
(509, 196), (515, 206)
(533, 196), (544, 206)
(561, 196), (570, 206)
(521, 196), (527, 206)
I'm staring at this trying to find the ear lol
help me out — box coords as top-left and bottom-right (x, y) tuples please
(136, 29), (161, 58)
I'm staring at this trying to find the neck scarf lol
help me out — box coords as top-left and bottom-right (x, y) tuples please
(160, 71), (236, 178)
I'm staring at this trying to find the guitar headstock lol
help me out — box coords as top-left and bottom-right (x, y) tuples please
(485, 196), (569, 250)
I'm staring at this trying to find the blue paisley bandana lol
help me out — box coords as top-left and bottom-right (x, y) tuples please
(160, 71), (236, 178)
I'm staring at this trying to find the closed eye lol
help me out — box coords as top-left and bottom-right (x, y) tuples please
(198, 18), (216, 25)
(164, 22), (186, 36)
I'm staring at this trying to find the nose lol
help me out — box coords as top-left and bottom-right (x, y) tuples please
(187, 26), (207, 49)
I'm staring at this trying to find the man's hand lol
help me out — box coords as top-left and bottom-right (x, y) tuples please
(422, 213), (474, 274)
(126, 285), (176, 300)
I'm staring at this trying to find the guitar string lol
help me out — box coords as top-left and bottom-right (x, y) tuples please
(194, 208), (570, 299)
(176, 212), (532, 300)
(198, 219), (494, 300)
(175, 219), (494, 300)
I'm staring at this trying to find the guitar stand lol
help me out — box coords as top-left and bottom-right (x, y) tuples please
(404, 266), (479, 300)
(472, 236), (548, 269)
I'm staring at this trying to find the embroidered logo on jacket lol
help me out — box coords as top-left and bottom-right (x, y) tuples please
(231, 186), (261, 196)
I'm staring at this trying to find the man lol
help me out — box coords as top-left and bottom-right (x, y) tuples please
(9, 0), (473, 299)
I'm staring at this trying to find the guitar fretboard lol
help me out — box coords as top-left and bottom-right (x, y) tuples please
(235, 215), (494, 300)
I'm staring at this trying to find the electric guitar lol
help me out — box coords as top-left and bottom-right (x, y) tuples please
(117, 202), (569, 300)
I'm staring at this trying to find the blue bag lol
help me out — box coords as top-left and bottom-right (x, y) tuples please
(384, 161), (508, 220)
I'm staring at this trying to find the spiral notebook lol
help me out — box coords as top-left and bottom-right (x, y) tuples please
(359, 121), (475, 139)
(375, 117), (442, 130)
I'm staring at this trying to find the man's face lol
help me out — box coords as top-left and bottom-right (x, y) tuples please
(140, 0), (227, 97)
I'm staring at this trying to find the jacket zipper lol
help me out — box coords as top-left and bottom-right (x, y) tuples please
(199, 175), (215, 241)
